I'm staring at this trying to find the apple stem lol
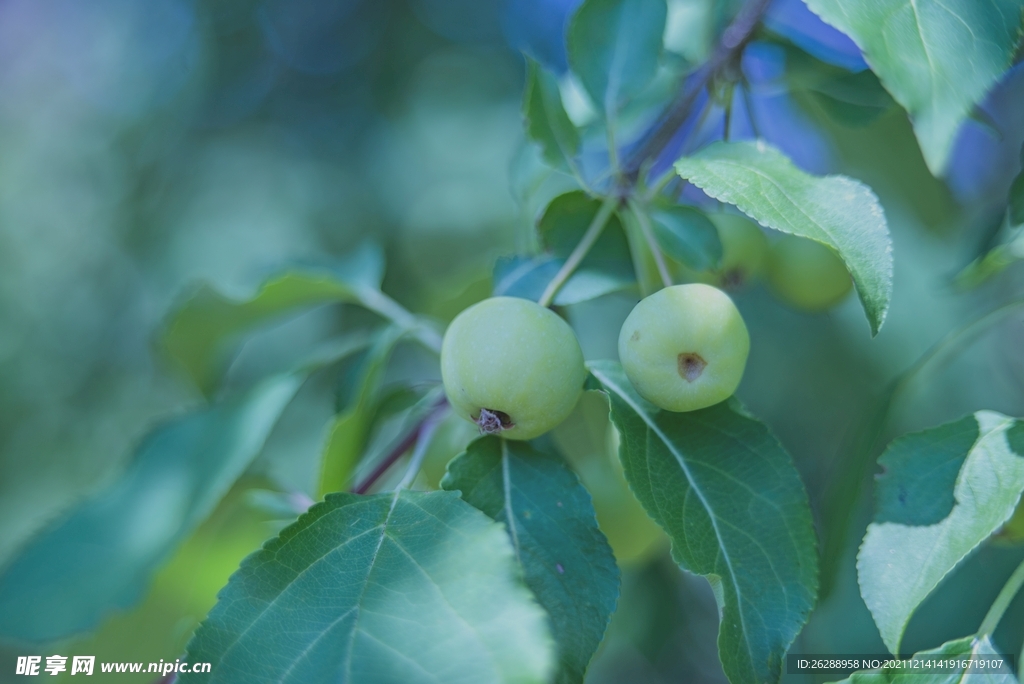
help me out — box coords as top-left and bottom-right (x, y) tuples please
(628, 200), (674, 289)
(978, 557), (1024, 638)
(538, 195), (620, 308)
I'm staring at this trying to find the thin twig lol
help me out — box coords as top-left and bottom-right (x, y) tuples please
(723, 84), (734, 141)
(607, 115), (621, 179)
(352, 398), (448, 495)
(649, 92), (720, 203)
(538, 195), (620, 307)
(628, 200), (673, 289)
(978, 557), (1024, 638)
(678, 88), (717, 156)
(644, 168), (677, 203)
(622, 0), (772, 179)
(360, 288), (443, 354)
(740, 81), (761, 139)
(636, 85), (715, 204)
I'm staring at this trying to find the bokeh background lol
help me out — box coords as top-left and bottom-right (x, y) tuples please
(1, 0), (1023, 681)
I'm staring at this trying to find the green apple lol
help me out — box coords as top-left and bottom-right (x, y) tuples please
(551, 391), (667, 565)
(710, 213), (770, 289)
(618, 284), (750, 412)
(671, 213), (769, 290)
(441, 296), (586, 440)
(767, 235), (853, 311)
(591, 421), (668, 564)
(995, 496), (1024, 545)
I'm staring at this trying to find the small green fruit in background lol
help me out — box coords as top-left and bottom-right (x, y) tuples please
(995, 495), (1024, 545)
(552, 391), (667, 565)
(441, 296), (586, 440)
(709, 213), (770, 289)
(767, 234), (853, 311)
(670, 213), (769, 290)
(618, 284), (750, 412)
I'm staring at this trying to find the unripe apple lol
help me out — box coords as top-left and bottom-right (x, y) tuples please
(590, 421), (667, 564)
(767, 235), (852, 311)
(671, 213), (769, 290)
(996, 497), (1024, 544)
(618, 284), (750, 412)
(441, 296), (586, 440)
(710, 213), (770, 289)
(551, 391), (667, 565)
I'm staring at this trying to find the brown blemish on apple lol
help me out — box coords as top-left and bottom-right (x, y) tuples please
(677, 353), (707, 382)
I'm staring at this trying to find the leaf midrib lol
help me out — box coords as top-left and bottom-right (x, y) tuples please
(907, 0), (939, 114)
(342, 491), (401, 682)
(208, 506), (388, 683)
(278, 606), (358, 684)
(588, 365), (756, 673)
(503, 457), (598, 614)
(501, 441), (523, 564)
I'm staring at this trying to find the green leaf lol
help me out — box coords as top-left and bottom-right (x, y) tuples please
(586, 360), (818, 684)
(524, 58), (581, 170)
(538, 191), (632, 267)
(354, 386), (447, 486)
(812, 96), (889, 127)
(783, 48), (895, 127)
(181, 490), (555, 684)
(162, 243), (435, 396)
(650, 205), (723, 271)
(811, 69), (894, 110)
(857, 411), (1024, 654)
(319, 326), (408, 496)
(0, 374), (304, 643)
(1010, 172), (1024, 227)
(953, 240), (1024, 290)
(874, 414), (978, 526)
(954, 199), (1024, 288)
(803, 0), (1024, 175)
(675, 140), (893, 335)
(567, 0), (667, 116)
(493, 255), (634, 306)
(1010, 421), (1024, 453)
(442, 437), (620, 684)
(520, 190), (638, 304)
(810, 70), (895, 127)
(828, 635), (1017, 684)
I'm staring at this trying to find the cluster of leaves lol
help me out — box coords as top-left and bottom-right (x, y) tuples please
(1, 0), (1023, 683)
